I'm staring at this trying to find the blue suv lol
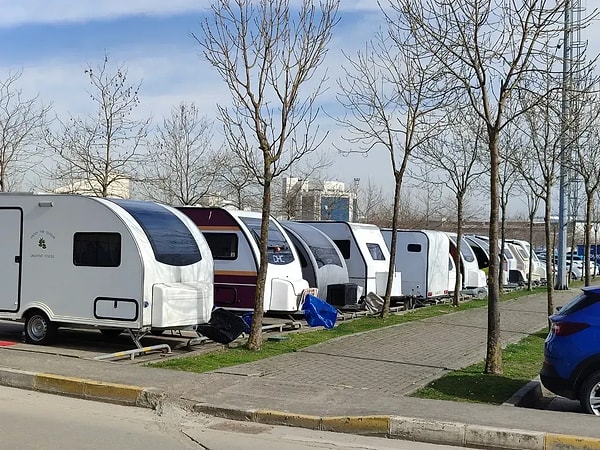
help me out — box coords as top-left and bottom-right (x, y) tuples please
(540, 286), (600, 415)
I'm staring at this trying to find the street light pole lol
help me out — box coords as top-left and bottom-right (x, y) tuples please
(352, 177), (360, 222)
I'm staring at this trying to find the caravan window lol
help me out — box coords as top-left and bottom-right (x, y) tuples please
(204, 233), (238, 260)
(367, 243), (385, 261)
(459, 238), (476, 262)
(110, 199), (201, 266)
(407, 244), (422, 253)
(333, 240), (351, 259)
(74, 233), (121, 267)
(306, 230), (343, 268)
(240, 217), (294, 265)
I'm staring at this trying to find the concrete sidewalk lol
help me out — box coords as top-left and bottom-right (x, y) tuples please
(1, 288), (600, 449)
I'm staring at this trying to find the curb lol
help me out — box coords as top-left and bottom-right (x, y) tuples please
(503, 377), (543, 408)
(192, 403), (600, 450)
(0, 367), (165, 410)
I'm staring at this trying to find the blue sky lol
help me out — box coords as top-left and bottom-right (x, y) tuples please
(1, 0), (598, 216)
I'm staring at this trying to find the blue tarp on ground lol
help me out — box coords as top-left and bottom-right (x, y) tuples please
(302, 294), (338, 329)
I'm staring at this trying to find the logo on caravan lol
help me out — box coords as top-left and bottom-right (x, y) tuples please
(30, 230), (56, 259)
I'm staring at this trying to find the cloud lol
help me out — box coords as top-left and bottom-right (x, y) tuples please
(0, 0), (211, 28)
(0, 0), (382, 28)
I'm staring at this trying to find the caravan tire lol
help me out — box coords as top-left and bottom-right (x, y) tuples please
(25, 311), (57, 345)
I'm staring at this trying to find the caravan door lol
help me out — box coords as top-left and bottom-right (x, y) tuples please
(0, 208), (22, 311)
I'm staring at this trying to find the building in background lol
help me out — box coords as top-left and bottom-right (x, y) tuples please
(281, 177), (357, 221)
(53, 178), (131, 198)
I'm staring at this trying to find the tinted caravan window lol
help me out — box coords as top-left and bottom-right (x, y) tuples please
(240, 217), (294, 265)
(74, 233), (121, 267)
(110, 199), (201, 266)
(333, 240), (351, 259)
(367, 243), (385, 261)
(204, 233), (238, 260)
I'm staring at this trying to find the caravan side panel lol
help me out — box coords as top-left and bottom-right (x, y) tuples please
(17, 195), (144, 328)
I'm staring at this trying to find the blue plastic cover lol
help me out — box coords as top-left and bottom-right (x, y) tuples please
(302, 295), (338, 329)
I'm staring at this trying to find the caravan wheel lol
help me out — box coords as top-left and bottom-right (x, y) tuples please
(25, 311), (57, 345)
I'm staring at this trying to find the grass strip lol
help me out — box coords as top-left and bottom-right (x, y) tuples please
(411, 329), (548, 404)
(151, 286), (549, 374)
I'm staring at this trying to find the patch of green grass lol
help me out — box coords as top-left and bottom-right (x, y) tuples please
(151, 286), (547, 373)
(411, 329), (548, 404)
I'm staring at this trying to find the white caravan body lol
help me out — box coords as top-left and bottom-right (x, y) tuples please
(446, 232), (487, 290)
(281, 221), (349, 300)
(381, 229), (450, 300)
(301, 221), (401, 298)
(506, 241), (529, 283)
(0, 193), (214, 343)
(503, 244), (526, 284)
(509, 239), (546, 282)
(179, 207), (310, 312)
(464, 235), (509, 286)
(448, 254), (457, 294)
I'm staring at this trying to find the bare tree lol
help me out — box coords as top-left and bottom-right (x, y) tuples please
(214, 148), (262, 210)
(336, 21), (447, 318)
(394, 0), (568, 374)
(137, 102), (222, 205)
(416, 107), (486, 306)
(356, 178), (394, 226)
(195, 0), (339, 350)
(44, 56), (150, 197)
(514, 164), (543, 290)
(0, 70), (49, 191)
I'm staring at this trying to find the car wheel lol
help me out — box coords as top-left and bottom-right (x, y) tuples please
(579, 370), (600, 415)
(25, 311), (57, 345)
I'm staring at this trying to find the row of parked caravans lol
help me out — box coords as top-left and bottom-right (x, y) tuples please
(0, 193), (543, 345)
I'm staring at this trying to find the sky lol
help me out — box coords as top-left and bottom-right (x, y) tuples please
(0, 0), (598, 218)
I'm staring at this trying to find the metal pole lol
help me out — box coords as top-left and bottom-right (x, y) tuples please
(556, 0), (572, 290)
(352, 177), (360, 222)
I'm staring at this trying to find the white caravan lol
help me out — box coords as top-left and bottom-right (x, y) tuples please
(446, 232), (487, 290)
(508, 239), (546, 283)
(0, 193), (214, 345)
(281, 221), (349, 300)
(301, 221), (402, 299)
(179, 207), (310, 312)
(464, 235), (509, 286)
(381, 229), (450, 302)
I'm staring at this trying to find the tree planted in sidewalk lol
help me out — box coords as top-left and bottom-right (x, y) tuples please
(195, 0), (339, 350)
(392, 0), (569, 374)
(336, 20), (447, 318)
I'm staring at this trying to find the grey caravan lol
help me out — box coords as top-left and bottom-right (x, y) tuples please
(381, 229), (450, 303)
(300, 221), (401, 299)
(281, 221), (349, 300)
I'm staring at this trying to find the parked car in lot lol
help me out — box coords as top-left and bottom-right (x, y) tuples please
(540, 286), (600, 415)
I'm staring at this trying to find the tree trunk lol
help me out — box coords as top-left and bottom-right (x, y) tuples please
(247, 173), (272, 351)
(381, 174), (402, 318)
(485, 132), (502, 375)
(453, 194), (464, 307)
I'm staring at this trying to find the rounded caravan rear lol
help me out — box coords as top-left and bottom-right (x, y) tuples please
(464, 235), (509, 286)
(445, 232), (487, 291)
(178, 207), (309, 312)
(381, 229), (450, 302)
(281, 221), (349, 300)
(0, 193), (214, 345)
(301, 221), (402, 299)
